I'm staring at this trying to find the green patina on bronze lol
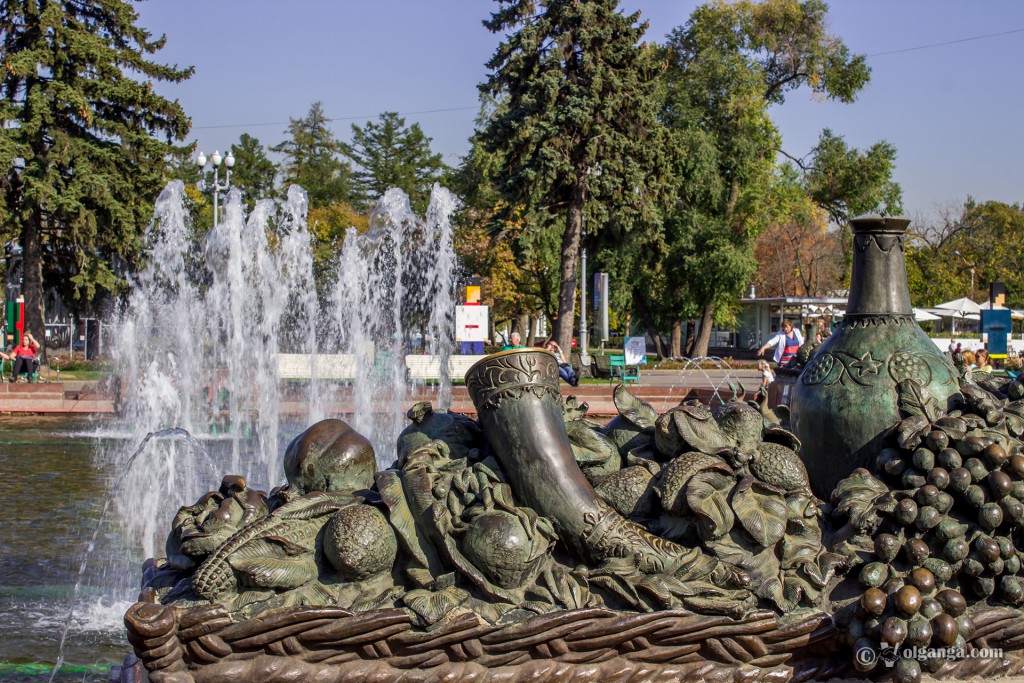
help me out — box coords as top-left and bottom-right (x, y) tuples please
(791, 215), (962, 499)
(128, 217), (1024, 683)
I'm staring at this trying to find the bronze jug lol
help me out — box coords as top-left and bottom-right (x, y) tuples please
(790, 216), (961, 498)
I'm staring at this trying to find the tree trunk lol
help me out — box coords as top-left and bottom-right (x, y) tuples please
(670, 319), (682, 358)
(526, 315), (537, 347)
(21, 208), (45, 358)
(635, 295), (666, 361)
(690, 304), (715, 359)
(554, 182), (585, 355)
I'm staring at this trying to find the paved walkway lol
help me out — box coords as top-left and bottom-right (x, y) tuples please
(0, 369), (762, 417)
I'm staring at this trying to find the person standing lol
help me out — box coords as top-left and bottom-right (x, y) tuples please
(756, 359), (775, 401)
(757, 319), (804, 368)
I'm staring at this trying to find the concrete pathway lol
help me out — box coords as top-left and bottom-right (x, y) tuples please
(0, 369), (762, 417)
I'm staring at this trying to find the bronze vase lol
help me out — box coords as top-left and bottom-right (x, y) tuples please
(790, 215), (961, 498)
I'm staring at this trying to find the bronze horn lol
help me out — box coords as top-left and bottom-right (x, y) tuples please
(466, 349), (727, 581)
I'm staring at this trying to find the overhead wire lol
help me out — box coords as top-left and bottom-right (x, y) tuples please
(191, 25), (1024, 132)
(867, 26), (1024, 57)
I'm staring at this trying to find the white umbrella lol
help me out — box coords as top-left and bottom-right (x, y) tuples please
(936, 297), (982, 316)
(935, 297), (982, 334)
(913, 308), (941, 322)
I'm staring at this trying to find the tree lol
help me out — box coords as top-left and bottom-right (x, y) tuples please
(477, 0), (670, 353)
(906, 199), (1024, 308)
(753, 131), (902, 298)
(229, 133), (278, 210)
(272, 102), (354, 208)
(453, 106), (552, 346)
(0, 0), (192, 341)
(343, 112), (446, 213)
(656, 0), (872, 357)
(799, 129), (902, 227)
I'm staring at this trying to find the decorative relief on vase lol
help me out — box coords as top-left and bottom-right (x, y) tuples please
(803, 349), (956, 390)
(802, 351), (885, 387)
(887, 351), (932, 386)
(854, 232), (904, 254)
(843, 314), (916, 329)
(466, 350), (561, 412)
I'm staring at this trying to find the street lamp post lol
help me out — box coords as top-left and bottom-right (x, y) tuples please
(196, 149), (235, 227)
(580, 224), (589, 366)
(579, 164), (601, 367)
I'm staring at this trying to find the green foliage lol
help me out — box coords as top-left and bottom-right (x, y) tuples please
(906, 199), (1024, 308)
(343, 112), (446, 213)
(642, 0), (872, 357)
(476, 0), (670, 351)
(450, 107), (553, 333)
(753, 131), (902, 298)
(272, 102), (355, 208)
(0, 0), (192, 336)
(801, 129), (902, 226)
(230, 134), (278, 210)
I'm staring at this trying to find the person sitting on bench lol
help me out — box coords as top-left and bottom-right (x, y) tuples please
(544, 339), (578, 386)
(10, 333), (39, 383)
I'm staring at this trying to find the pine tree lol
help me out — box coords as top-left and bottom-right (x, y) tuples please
(344, 111), (446, 213)
(477, 0), (669, 354)
(0, 0), (192, 343)
(272, 102), (354, 209)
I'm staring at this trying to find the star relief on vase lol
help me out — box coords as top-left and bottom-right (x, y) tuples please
(847, 351), (883, 378)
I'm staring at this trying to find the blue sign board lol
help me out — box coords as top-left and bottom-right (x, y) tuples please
(981, 309), (1012, 356)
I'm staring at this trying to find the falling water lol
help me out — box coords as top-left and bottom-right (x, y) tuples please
(652, 356), (749, 403)
(328, 185), (459, 465)
(107, 181), (459, 555)
(35, 182), (459, 677)
(49, 429), (216, 683)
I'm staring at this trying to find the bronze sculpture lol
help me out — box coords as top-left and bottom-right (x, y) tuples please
(122, 216), (1024, 683)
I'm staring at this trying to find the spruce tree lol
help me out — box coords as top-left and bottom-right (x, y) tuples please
(0, 0), (192, 343)
(229, 133), (278, 210)
(272, 102), (354, 209)
(344, 112), (445, 213)
(477, 0), (669, 354)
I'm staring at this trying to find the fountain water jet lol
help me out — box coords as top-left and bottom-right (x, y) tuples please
(105, 180), (459, 565)
(328, 186), (459, 461)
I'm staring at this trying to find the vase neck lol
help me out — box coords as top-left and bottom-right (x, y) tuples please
(846, 216), (913, 317)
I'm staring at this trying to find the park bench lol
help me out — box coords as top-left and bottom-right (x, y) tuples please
(569, 351), (589, 379)
(277, 353), (356, 380)
(592, 353), (612, 379)
(609, 354), (640, 384)
(405, 354), (486, 382)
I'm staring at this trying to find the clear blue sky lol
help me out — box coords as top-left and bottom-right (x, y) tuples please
(136, 0), (1024, 222)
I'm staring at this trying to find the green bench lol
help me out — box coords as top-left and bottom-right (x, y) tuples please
(608, 354), (640, 384)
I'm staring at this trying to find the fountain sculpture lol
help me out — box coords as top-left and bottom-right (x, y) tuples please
(115, 214), (1024, 683)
